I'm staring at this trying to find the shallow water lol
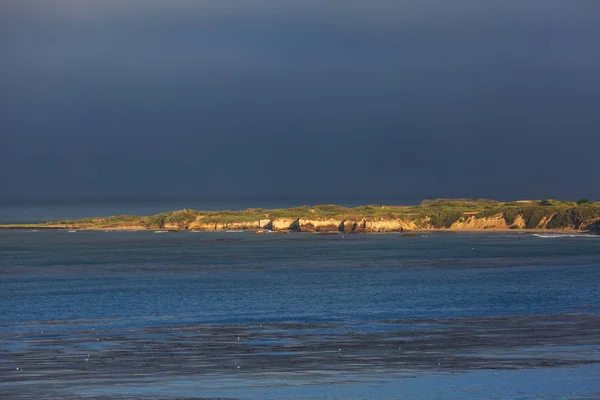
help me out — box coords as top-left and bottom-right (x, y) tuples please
(76, 365), (600, 400)
(1, 230), (599, 398)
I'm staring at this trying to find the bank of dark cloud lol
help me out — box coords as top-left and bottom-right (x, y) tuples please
(2, 1), (599, 203)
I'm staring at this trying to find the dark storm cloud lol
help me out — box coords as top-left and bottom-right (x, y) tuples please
(2, 0), (600, 203)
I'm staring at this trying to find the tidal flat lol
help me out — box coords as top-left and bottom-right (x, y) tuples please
(2, 313), (600, 399)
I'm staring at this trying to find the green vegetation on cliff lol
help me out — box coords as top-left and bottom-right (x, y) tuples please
(2, 199), (599, 232)
(141, 209), (199, 229)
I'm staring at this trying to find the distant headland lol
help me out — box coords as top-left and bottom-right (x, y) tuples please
(1, 199), (599, 234)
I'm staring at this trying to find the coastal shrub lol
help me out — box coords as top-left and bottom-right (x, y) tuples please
(268, 206), (312, 219)
(352, 205), (406, 219)
(56, 218), (94, 225)
(501, 209), (522, 225)
(476, 201), (580, 228)
(241, 208), (267, 215)
(313, 204), (348, 213)
(106, 214), (140, 223)
(477, 208), (502, 219)
(164, 209), (198, 225)
(545, 209), (573, 229)
(141, 210), (199, 229)
(590, 220), (600, 234)
(204, 213), (265, 223)
(546, 204), (600, 229)
(522, 206), (559, 228)
(476, 199), (502, 205)
(426, 210), (465, 228)
(344, 205), (413, 221)
(577, 199), (590, 205)
(143, 214), (166, 229)
(311, 205), (350, 218)
(401, 213), (423, 222)
(420, 199), (480, 208)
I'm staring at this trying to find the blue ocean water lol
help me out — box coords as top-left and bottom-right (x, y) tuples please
(1, 229), (600, 398)
(2, 230), (599, 326)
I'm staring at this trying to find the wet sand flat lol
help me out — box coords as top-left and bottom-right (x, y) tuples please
(2, 312), (599, 398)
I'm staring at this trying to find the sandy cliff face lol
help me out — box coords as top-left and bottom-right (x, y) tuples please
(163, 222), (183, 230)
(271, 218), (299, 231)
(340, 220), (360, 233)
(537, 215), (556, 229)
(188, 218), (270, 231)
(178, 213), (593, 233)
(187, 220), (216, 231)
(298, 218), (342, 232)
(450, 214), (509, 230)
(362, 218), (418, 232)
(216, 221), (263, 231)
(511, 215), (526, 229)
(296, 218), (418, 232)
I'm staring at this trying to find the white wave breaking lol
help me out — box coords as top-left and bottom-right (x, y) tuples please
(532, 233), (597, 239)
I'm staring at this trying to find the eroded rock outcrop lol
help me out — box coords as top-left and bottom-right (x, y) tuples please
(187, 220), (216, 231)
(450, 214), (509, 230)
(511, 215), (526, 229)
(340, 219), (360, 233)
(362, 218), (417, 232)
(588, 219), (600, 234)
(188, 218), (271, 231)
(271, 218), (299, 231)
(537, 214), (556, 229)
(298, 218), (343, 232)
(215, 221), (263, 231)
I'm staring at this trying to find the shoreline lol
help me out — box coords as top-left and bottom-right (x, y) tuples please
(0, 225), (593, 235)
(1, 199), (598, 234)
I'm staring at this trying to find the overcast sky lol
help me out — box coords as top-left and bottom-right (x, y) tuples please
(2, 0), (599, 204)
